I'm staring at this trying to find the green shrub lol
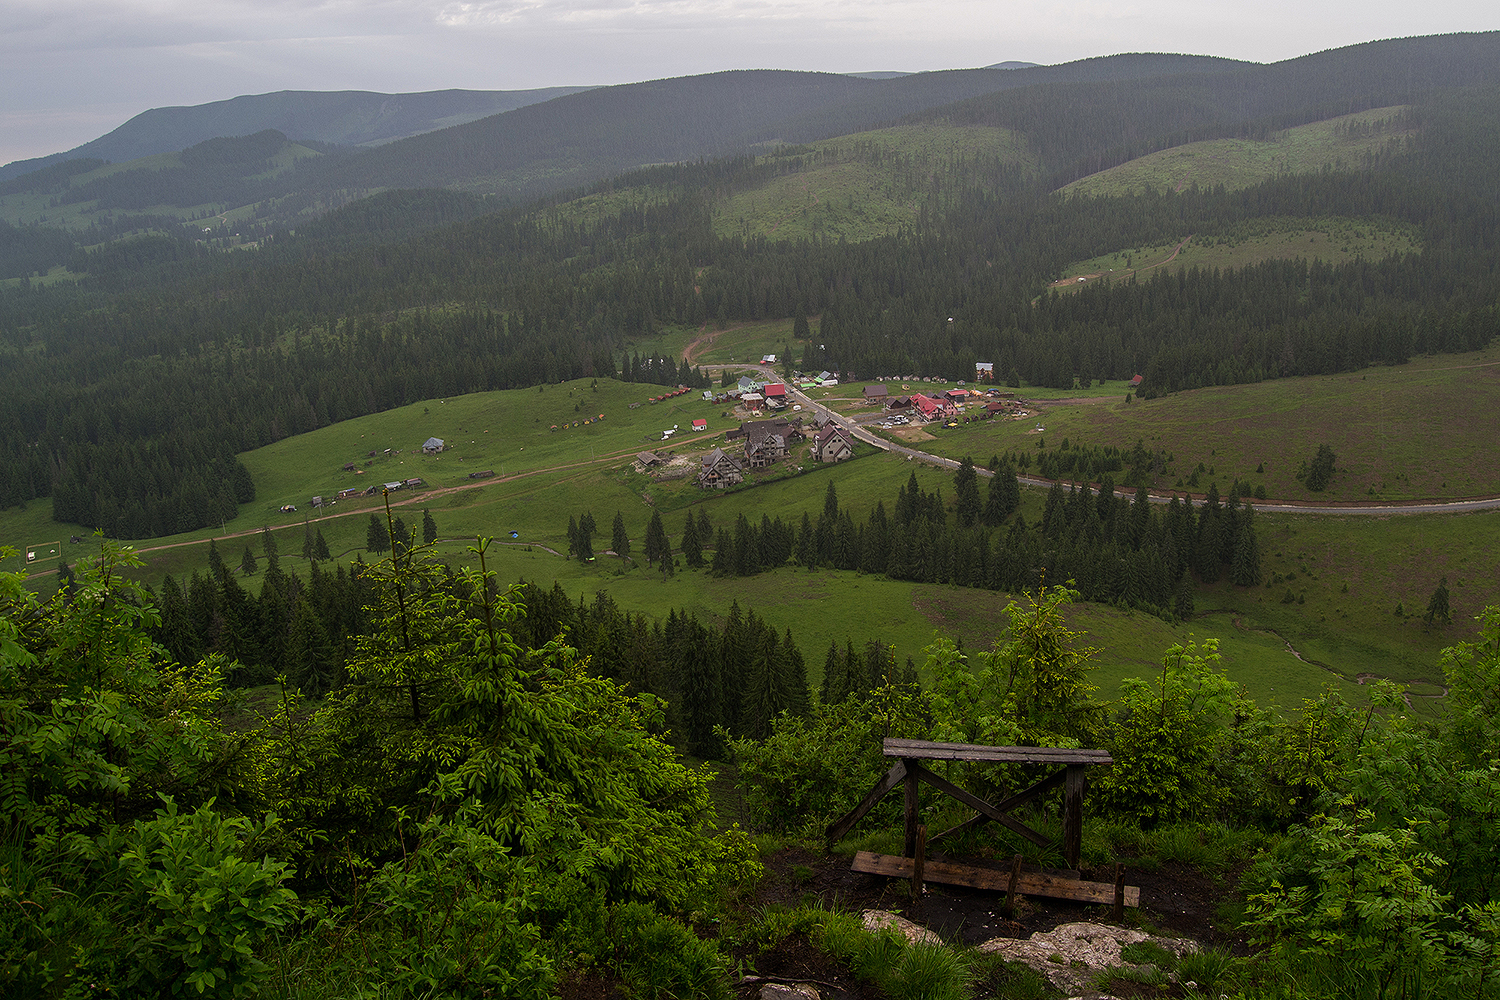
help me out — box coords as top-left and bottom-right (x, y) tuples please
(83, 797), (298, 999)
(606, 902), (730, 1000)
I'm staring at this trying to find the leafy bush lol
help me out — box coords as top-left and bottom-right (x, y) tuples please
(81, 797), (298, 998)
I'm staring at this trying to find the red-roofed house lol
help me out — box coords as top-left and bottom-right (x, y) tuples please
(692, 418), (708, 432)
(909, 393), (950, 421)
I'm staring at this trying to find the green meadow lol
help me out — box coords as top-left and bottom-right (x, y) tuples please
(1049, 216), (1421, 291)
(7, 355), (1494, 714)
(905, 347), (1500, 504)
(1061, 105), (1416, 198)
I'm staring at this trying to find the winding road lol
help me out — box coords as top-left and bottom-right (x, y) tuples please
(766, 370), (1500, 515)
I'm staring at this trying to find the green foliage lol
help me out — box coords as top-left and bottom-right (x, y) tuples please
(1095, 638), (1246, 825)
(725, 698), (895, 834)
(1244, 801), (1455, 996)
(81, 797), (298, 998)
(604, 902), (730, 1000)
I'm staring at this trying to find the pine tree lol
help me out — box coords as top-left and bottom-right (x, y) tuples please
(313, 529), (330, 561)
(422, 508), (438, 545)
(643, 510), (668, 568)
(367, 513), (389, 554)
(954, 456), (981, 528)
(611, 511), (630, 561)
(681, 511), (704, 568)
(1230, 505), (1262, 587)
(1425, 577), (1452, 627)
(240, 545), (258, 577)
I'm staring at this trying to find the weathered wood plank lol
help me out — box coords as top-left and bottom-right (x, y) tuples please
(903, 771), (920, 858)
(884, 737), (1112, 766)
(1063, 764), (1086, 869)
(826, 759), (906, 844)
(851, 852), (1141, 908)
(911, 825), (927, 900)
(908, 761), (1051, 850)
(926, 769), (1068, 845)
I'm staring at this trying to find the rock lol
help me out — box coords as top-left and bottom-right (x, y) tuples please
(977, 921), (1197, 995)
(759, 984), (819, 1000)
(861, 910), (943, 946)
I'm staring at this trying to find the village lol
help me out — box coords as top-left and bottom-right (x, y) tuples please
(634, 364), (1033, 492)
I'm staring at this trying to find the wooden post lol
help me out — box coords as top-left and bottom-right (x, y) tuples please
(911, 825), (927, 900)
(1006, 853), (1023, 916)
(903, 764), (920, 857)
(1063, 764), (1085, 869)
(1112, 862), (1126, 922)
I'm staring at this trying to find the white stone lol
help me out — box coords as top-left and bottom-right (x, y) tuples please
(861, 910), (943, 947)
(977, 922), (1197, 994)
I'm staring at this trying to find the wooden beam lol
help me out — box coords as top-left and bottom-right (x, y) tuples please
(851, 852), (1140, 908)
(1063, 764), (1086, 869)
(883, 737), (1112, 766)
(826, 759), (906, 845)
(911, 825), (927, 900)
(909, 761), (1051, 850)
(927, 768), (1068, 845)
(904, 768), (920, 857)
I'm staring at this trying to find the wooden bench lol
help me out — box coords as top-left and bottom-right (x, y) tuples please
(827, 738), (1138, 911)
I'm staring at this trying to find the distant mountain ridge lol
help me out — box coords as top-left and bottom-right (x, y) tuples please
(0, 86), (592, 181)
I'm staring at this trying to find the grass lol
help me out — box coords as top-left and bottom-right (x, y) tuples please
(8, 352), (1496, 715)
(1061, 105), (1415, 198)
(910, 347), (1500, 505)
(1048, 215), (1421, 291)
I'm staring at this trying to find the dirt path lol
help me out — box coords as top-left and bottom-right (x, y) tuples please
(1048, 235), (1193, 288)
(24, 431), (726, 581)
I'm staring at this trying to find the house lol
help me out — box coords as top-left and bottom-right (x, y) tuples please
(702, 390), (714, 401)
(691, 419), (708, 432)
(945, 389), (970, 402)
(698, 448), (744, 489)
(637, 451), (662, 468)
(422, 437), (445, 454)
(761, 354), (777, 364)
(908, 393), (952, 422)
(863, 384), (889, 402)
(763, 383), (788, 401)
(726, 416), (804, 468)
(813, 424), (854, 463)
(403, 478), (424, 488)
(976, 362), (994, 381)
(1130, 374), (1144, 388)
(337, 487), (364, 499)
(886, 395), (913, 411)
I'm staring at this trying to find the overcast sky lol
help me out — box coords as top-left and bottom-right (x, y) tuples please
(2, 0), (1494, 167)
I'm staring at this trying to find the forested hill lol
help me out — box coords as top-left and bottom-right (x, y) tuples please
(0, 86), (595, 182)
(912, 31), (1500, 186)
(2, 33), (1499, 538)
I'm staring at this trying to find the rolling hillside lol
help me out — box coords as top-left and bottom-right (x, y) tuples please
(0, 86), (593, 181)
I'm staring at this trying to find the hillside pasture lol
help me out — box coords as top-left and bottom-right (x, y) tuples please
(712, 123), (1032, 244)
(1060, 105), (1416, 198)
(1049, 216), (1421, 292)
(914, 348), (1500, 504)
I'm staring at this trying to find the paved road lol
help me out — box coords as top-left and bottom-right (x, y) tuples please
(765, 372), (1500, 516)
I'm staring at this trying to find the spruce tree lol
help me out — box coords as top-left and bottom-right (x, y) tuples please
(954, 456), (981, 528)
(1425, 577), (1453, 627)
(422, 508), (438, 545)
(367, 514), (389, 554)
(313, 529), (330, 561)
(1230, 505), (1262, 587)
(681, 511), (704, 568)
(240, 545), (258, 577)
(611, 511), (630, 561)
(644, 510), (668, 567)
